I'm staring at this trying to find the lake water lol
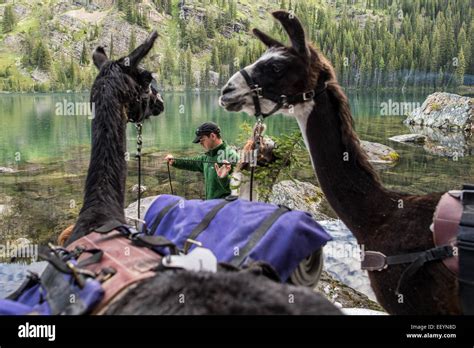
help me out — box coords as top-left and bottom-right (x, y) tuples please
(0, 91), (472, 300)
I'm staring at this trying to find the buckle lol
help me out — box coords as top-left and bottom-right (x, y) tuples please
(448, 190), (462, 199)
(361, 251), (387, 271)
(251, 86), (263, 98)
(66, 261), (86, 288)
(460, 189), (474, 202)
(303, 91), (315, 101)
(183, 238), (202, 254)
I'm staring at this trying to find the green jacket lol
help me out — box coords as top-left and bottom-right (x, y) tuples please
(172, 142), (239, 200)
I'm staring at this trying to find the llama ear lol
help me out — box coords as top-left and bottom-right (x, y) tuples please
(93, 46), (108, 70)
(272, 10), (309, 58)
(252, 28), (284, 48)
(127, 30), (158, 67)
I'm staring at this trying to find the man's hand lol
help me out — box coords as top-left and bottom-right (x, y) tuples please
(165, 154), (174, 165)
(215, 160), (231, 178)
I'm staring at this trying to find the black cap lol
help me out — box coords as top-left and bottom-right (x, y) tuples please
(192, 122), (221, 143)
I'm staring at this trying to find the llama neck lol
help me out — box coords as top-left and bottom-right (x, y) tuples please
(80, 98), (128, 228)
(295, 89), (392, 242)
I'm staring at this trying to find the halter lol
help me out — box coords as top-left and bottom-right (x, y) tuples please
(239, 69), (327, 118)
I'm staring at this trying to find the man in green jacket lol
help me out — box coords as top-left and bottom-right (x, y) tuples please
(165, 122), (239, 200)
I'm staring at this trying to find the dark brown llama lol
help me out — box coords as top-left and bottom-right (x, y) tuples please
(219, 11), (460, 315)
(65, 31), (340, 315)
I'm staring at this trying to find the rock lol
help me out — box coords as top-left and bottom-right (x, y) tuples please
(31, 68), (50, 84)
(360, 140), (399, 168)
(0, 167), (18, 174)
(0, 194), (12, 216)
(316, 270), (384, 312)
(98, 15), (150, 59)
(0, 3), (31, 21)
(131, 184), (147, 194)
(2, 34), (25, 53)
(341, 307), (387, 315)
(268, 180), (329, 220)
(319, 219), (376, 301)
(74, 0), (114, 10)
(124, 195), (159, 224)
(208, 70), (219, 87)
(389, 134), (427, 144)
(404, 92), (473, 131)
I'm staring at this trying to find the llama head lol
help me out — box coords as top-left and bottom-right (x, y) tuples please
(219, 11), (332, 118)
(91, 30), (164, 123)
(240, 123), (277, 170)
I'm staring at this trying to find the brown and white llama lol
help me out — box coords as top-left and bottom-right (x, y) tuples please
(219, 11), (460, 315)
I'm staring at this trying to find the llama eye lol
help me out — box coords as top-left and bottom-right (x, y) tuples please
(272, 64), (283, 73)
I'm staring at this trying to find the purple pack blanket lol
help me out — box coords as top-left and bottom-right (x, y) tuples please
(143, 195), (331, 281)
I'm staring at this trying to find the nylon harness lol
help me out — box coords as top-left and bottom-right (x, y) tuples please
(238, 68), (327, 118)
(238, 68), (327, 200)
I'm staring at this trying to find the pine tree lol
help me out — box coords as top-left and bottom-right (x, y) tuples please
(185, 47), (193, 88)
(32, 41), (51, 71)
(210, 46), (219, 70)
(80, 42), (89, 66)
(162, 46), (175, 81)
(129, 29), (136, 52)
(454, 48), (466, 86)
(204, 11), (215, 38)
(109, 34), (114, 59)
(126, 2), (135, 24)
(2, 5), (16, 33)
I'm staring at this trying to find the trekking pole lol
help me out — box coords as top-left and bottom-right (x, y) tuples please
(167, 161), (174, 195)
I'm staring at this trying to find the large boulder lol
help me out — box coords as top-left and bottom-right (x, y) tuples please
(319, 219), (376, 302)
(360, 140), (400, 169)
(404, 92), (473, 131)
(268, 180), (329, 221)
(389, 134), (427, 144)
(124, 195), (159, 224)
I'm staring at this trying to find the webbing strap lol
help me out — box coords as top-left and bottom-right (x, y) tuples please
(147, 199), (181, 235)
(186, 199), (234, 243)
(230, 206), (290, 267)
(5, 272), (40, 301)
(394, 245), (454, 295)
(95, 220), (125, 233)
(132, 234), (179, 255)
(458, 185), (474, 314)
(386, 246), (453, 266)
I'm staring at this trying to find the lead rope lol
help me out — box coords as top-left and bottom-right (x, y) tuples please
(167, 161), (174, 195)
(135, 123), (143, 219)
(249, 117), (263, 202)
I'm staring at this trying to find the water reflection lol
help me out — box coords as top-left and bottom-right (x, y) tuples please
(405, 125), (472, 158)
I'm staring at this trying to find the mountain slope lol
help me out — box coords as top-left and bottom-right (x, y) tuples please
(0, 0), (471, 92)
